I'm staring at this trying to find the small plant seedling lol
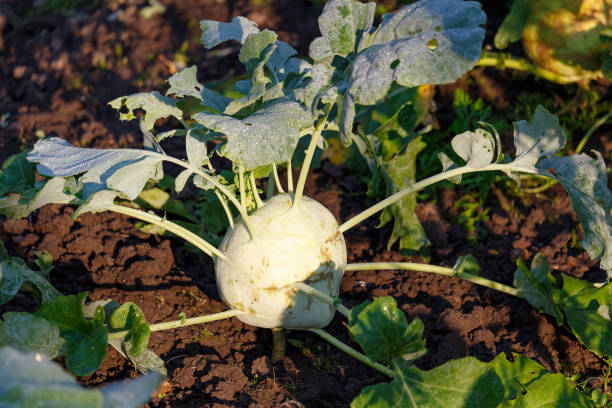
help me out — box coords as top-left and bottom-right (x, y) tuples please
(1, 0), (611, 406)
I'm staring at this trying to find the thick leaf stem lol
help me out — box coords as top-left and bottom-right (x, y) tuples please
(287, 160), (294, 193)
(272, 163), (284, 193)
(294, 108), (330, 208)
(477, 53), (595, 84)
(308, 328), (394, 378)
(108, 204), (228, 261)
(238, 165), (247, 209)
(292, 282), (350, 318)
(346, 262), (520, 297)
(339, 163), (541, 233)
(249, 171), (263, 208)
(108, 309), (242, 340)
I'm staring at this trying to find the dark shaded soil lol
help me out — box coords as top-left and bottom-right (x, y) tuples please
(0, 0), (610, 407)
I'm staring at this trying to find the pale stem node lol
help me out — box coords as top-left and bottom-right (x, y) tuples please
(346, 262), (520, 297)
(249, 171), (264, 208)
(287, 160), (294, 193)
(272, 163), (285, 193)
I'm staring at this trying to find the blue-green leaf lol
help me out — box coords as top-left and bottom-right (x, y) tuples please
(200, 16), (259, 48)
(309, 0), (376, 62)
(0, 347), (102, 408)
(0, 151), (36, 196)
(194, 100), (313, 169)
(0, 256), (61, 306)
(28, 138), (163, 200)
(108, 91), (183, 131)
(451, 129), (495, 168)
(100, 371), (163, 408)
(0, 312), (65, 358)
(166, 66), (230, 113)
(538, 152), (612, 277)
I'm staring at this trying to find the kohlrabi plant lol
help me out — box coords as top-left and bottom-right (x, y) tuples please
(481, 0), (612, 83)
(1, 0), (611, 406)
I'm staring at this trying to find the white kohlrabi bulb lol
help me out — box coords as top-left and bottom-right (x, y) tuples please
(215, 194), (347, 329)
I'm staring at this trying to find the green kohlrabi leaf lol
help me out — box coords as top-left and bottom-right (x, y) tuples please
(0, 312), (65, 358)
(109, 302), (150, 358)
(555, 274), (611, 358)
(537, 152), (612, 277)
(490, 353), (547, 401)
(453, 254), (480, 276)
(493, 0), (530, 49)
(352, 357), (504, 408)
(108, 91), (183, 131)
(309, 0), (376, 62)
(513, 254), (564, 324)
(35, 293), (108, 376)
(0, 151), (36, 196)
(377, 136), (429, 252)
(348, 297), (427, 364)
(83, 300), (167, 376)
(193, 100), (313, 169)
(0, 255), (61, 305)
(0, 346), (162, 408)
(27, 138), (163, 200)
(200, 16), (260, 48)
(502, 373), (593, 408)
(166, 66), (230, 113)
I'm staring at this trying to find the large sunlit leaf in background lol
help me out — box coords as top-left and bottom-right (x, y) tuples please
(193, 100), (313, 169)
(338, 0), (485, 142)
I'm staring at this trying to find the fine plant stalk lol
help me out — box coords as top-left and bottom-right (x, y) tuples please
(163, 154), (252, 234)
(108, 204), (228, 261)
(308, 328), (394, 378)
(249, 171), (263, 208)
(272, 163), (285, 193)
(206, 162), (234, 229)
(267, 170), (275, 200)
(339, 163), (541, 233)
(477, 53), (587, 84)
(575, 111), (612, 155)
(213, 190), (234, 229)
(293, 282), (350, 318)
(238, 165), (247, 209)
(287, 160), (294, 193)
(346, 262), (520, 297)
(108, 309), (242, 340)
(294, 109), (330, 208)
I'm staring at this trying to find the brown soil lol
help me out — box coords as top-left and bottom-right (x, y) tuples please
(0, 0), (609, 407)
